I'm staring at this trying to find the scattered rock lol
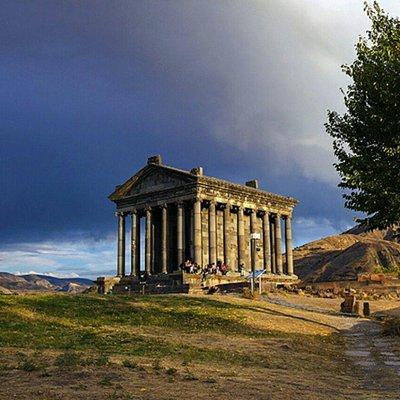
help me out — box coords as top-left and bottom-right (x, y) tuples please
(363, 302), (371, 317)
(0, 286), (13, 295)
(341, 294), (355, 314)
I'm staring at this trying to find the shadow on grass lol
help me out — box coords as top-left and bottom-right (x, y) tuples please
(0, 294), (268, 337)
(238, 304), (342, 331)
(0, 294), (347, 371)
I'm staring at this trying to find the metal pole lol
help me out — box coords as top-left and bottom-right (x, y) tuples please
(251, 238), (256, 295)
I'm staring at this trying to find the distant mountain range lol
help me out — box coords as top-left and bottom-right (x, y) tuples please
(4, 225), (398, 291)
(0, 272), (94, 294)
(294, 226), (400, 283)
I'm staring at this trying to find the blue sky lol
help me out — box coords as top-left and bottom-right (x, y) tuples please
(1, 1), (399, 279)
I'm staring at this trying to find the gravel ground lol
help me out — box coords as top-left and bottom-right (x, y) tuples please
(263, 294), (400, 395)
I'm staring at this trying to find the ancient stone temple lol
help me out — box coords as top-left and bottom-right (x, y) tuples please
(109, 155), (298, 280)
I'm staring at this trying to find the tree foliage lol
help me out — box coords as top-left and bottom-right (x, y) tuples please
(326, 1), (400, 230)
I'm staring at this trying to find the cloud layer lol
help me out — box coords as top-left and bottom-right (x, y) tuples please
(0, 238), (115, 279)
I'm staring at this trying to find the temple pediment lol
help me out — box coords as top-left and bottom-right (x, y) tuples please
(110, 165), (196, 200)
(128, 169), (193, 196)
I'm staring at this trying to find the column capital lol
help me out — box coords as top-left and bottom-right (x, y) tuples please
(262, 210), (270, 220)
(130, 209), (137, 215)
(202, 199), (211, 208)
(270, 212), (280, 220)
(176, 201), (184, 208)
(160, 203), (168, 209)
(221, 203), (231, 213)
(145, 206), (152, 213)
(115, 211), (126, 218)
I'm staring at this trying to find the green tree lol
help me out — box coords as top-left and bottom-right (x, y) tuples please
(326, 1), (400, 230)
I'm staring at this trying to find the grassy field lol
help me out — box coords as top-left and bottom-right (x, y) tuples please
(0, 293), (390, 399)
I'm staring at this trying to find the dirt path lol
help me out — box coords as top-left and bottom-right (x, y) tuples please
(264, 295), (400, 394)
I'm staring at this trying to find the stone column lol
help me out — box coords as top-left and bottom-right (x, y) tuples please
(182, 206), (186, 259)
(189, 208), (194, 259)
(275, 214), (283, 274)
(250, 209), (256, 232)
(151, 216), (155, 273)
(161, 204), (168, 273)
(270, 218), (276, 273)
(285, 216), (294, 275)
(135, 214), (141, 275)
(177, 202), (184, 266)
(262, 212), (271, 273)
(237, 206), (245, 268)
(116, 212), (126, 277)
(209, 201), (217, 265)
(223, 204), (230, 265)
(193, 199), (202, 265)
(145, 207), (152, 275)
(130, 210), (137, 276)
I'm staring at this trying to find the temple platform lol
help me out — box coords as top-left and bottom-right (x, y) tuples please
(96, 271), (299, 295)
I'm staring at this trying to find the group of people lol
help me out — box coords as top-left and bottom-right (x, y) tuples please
(179, 259), (232, 276)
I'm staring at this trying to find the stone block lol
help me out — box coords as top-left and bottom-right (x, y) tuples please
(340, 294), (356, 313)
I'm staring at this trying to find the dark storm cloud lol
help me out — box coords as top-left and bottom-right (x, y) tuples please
(1, 0), (400, 250)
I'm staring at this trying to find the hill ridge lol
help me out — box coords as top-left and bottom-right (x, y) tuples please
(0, 272), (93, 293)
(294, 226), (400, 283)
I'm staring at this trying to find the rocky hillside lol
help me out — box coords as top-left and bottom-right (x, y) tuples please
(294, 226), (400, 283)
(0, 273), (93, 293)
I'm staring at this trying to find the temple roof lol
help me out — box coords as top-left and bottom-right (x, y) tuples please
(109, 156), (298, 207)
